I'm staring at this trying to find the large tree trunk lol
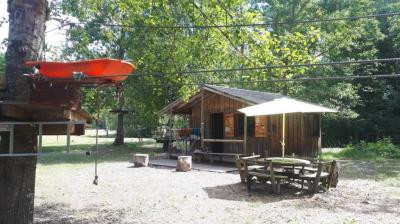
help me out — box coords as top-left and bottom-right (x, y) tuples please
(0, 126), (38, 224)
(5, 0), (49, 101)
(113, 41), (126, 146)
(113, 84), (125, 145)
(0, 1), (49, 224)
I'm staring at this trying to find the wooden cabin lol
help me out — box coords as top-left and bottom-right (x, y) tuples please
(161, 85), (323, 157)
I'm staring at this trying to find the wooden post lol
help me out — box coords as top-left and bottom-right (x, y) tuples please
(281, 113), (286, 158)
(200, 90), (205, 149)
(66, 123), (71, 153)
(301, 113), (304, 156)
(318, 114), (322, 157)
(168, 105), (173, 159)
(9, 124), (14, 154)
(243, 114), (247, 155)
(38, 124), (43, 153)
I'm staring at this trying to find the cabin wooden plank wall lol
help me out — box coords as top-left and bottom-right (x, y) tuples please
(187, 90), (321, 157)
(189, 91), (247, 154)
(302, 113), (321, 157)
(266, 113), (320, 157)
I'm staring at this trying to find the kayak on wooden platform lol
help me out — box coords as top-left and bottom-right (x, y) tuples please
(25, 58), (136, 82)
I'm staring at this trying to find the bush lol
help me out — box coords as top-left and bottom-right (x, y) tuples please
(340, 138), (400, 159)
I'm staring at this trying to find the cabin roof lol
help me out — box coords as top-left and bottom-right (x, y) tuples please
(203, 85), (284, 104)
(160, 85), (286, 114)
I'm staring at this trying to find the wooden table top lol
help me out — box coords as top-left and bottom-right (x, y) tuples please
(260, 157), (311, 166)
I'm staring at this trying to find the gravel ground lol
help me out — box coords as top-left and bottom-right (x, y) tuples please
(34, 161), (400, 224)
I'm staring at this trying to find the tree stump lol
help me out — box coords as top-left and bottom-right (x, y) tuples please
(330, 160), (340, 187)
(132, 154), (149, 167)
(176, 156), (192, 172)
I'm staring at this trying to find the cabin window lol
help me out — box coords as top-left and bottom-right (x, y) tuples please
(234, 114), (255, 137)
(255, 116), (268, 137)
(234, 114), (244, 136)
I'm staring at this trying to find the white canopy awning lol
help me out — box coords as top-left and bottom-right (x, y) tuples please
(238, 98), (337, 116)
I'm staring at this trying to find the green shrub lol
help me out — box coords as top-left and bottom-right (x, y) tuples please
(339, 138), (400, 159)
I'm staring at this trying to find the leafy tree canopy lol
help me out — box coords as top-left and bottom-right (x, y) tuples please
(52, 0), (400, 145)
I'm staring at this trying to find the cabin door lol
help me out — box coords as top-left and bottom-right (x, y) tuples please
(210, 113), (224, 153)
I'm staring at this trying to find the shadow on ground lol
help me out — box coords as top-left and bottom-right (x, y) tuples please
(34, 202), (126, 224)
(203, 181), (310, 203)
(204, 180), (400, 216)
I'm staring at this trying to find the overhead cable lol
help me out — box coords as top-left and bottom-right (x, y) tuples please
(127, 73), (400, 87)
(132, 57), (400, 76)
(48, 12), (400, 32)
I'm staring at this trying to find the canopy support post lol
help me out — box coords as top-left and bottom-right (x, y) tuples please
(281, 113), (286, 158)
(318, 114), (322, 157)
(243, 114), (247, 155)
(201, 90), (205, 149)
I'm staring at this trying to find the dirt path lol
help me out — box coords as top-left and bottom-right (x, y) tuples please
(34, 161), (400, 224)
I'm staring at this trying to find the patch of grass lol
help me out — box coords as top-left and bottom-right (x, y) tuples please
(322, 138), (400, 160)
(329, 159), (400, 186)
(37, 135), (163, 166)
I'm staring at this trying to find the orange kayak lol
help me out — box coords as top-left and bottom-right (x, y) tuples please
(26, 59), (136, 82)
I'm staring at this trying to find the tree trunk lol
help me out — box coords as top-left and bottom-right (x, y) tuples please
(5, 0), (49, 101)
(113, 84), (125, 145)
(113, 38), (126, 146)
(0, 1), (49, 224)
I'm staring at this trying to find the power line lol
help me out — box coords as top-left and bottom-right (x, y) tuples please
(132, 57), (400, 76)
(127, 73), (400, 87)
(45, 23), (71, 33)
(48, 12), (400, 32)
(45, 73), (400, 88)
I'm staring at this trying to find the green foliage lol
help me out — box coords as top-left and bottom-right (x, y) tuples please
(52, 0), (400, 144)
(55, 0), (320, 137)
(324, 138), (400, 160)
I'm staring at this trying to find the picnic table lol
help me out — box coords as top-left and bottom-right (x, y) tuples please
(245, 157), (338, 194)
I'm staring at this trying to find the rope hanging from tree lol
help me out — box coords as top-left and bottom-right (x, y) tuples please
(93, 86), (100, 185)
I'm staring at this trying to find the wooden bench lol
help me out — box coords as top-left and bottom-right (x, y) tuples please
(299, 160), (338, 193)
(244, 159), (288, 194)
(193, 152), (245, 165)
(235, 154), (262, 183)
